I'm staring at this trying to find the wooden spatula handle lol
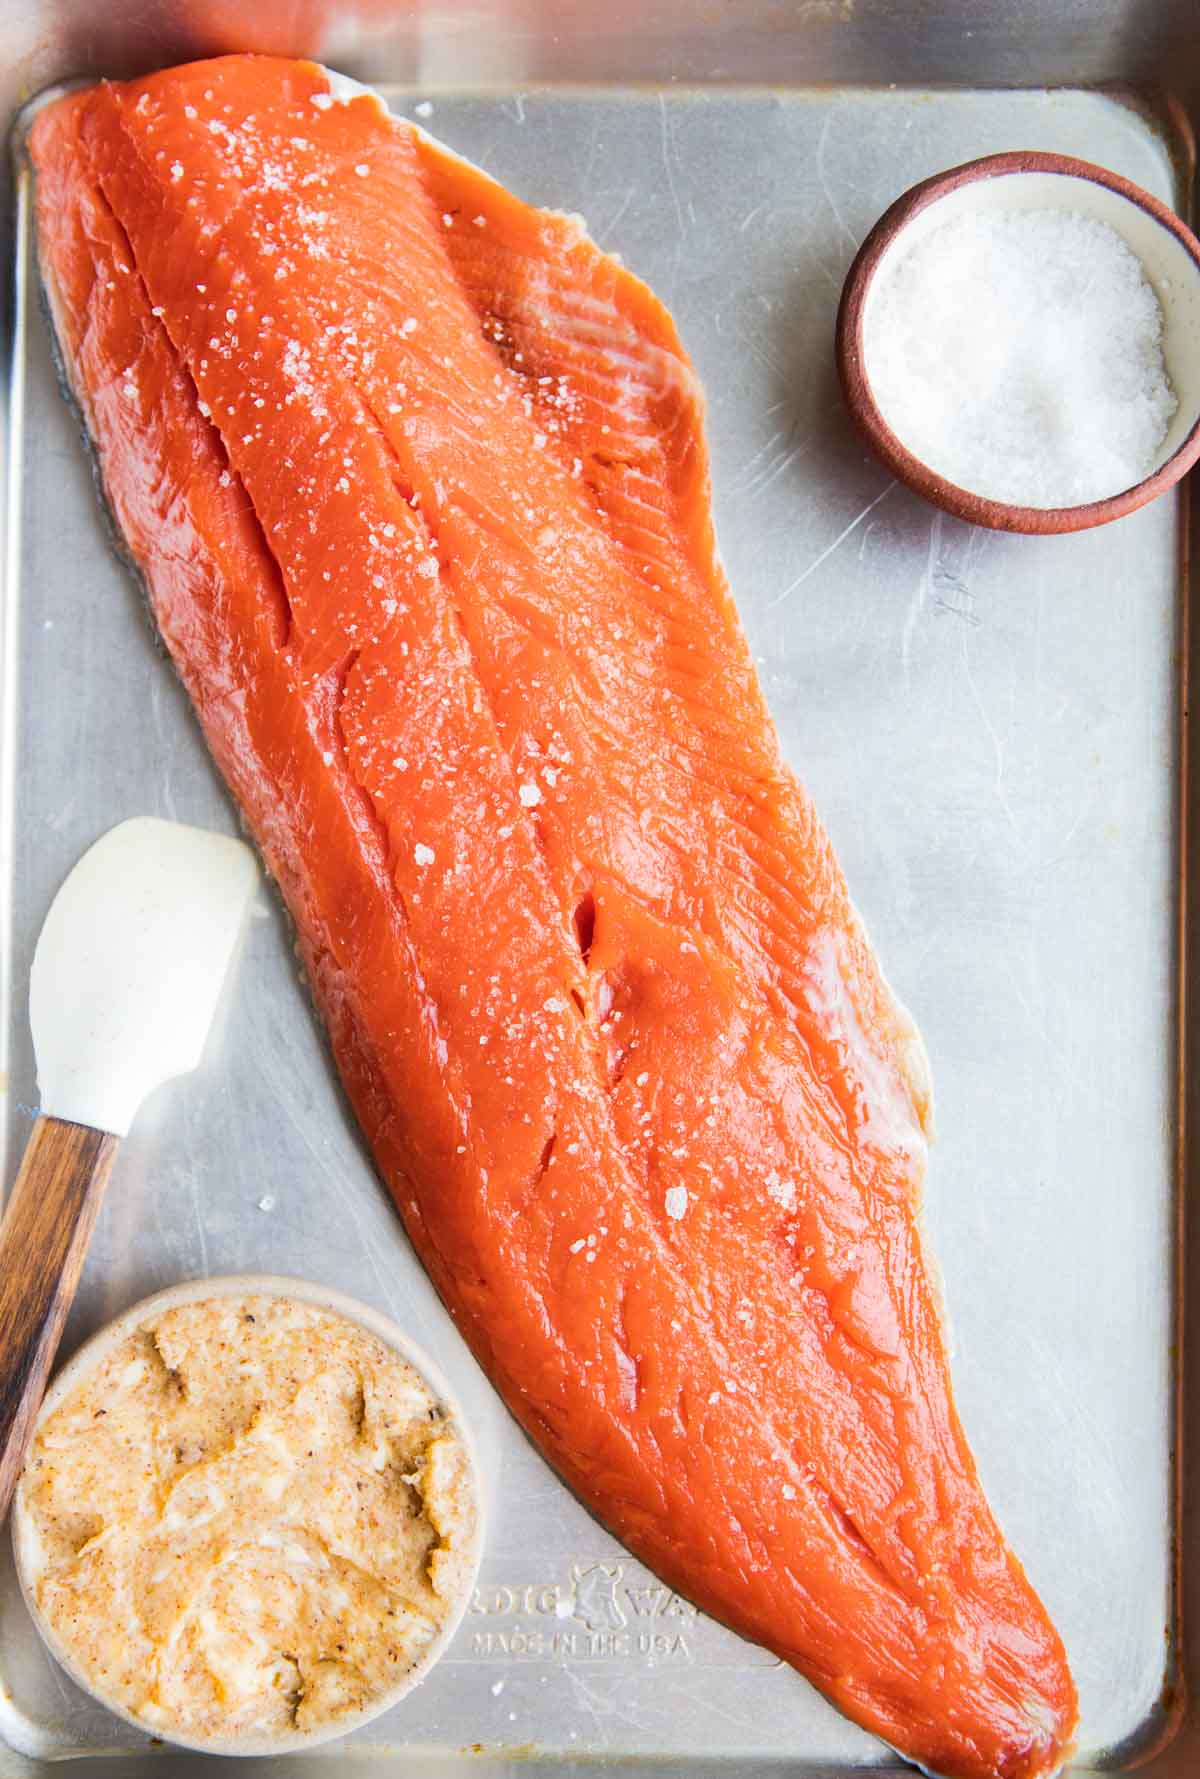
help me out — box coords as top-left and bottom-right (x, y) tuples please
(0, 1115), (119, 1519)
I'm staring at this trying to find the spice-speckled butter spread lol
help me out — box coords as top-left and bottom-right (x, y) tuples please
(17, 1295), (477, 1744)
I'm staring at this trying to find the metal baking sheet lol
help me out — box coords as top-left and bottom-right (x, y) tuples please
(0, 82), (1184, 1773)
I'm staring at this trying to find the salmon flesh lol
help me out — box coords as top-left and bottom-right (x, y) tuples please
(31, 57), (1077, 1779)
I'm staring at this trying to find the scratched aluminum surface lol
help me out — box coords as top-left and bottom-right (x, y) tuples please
(0, 85), (1181, 1772)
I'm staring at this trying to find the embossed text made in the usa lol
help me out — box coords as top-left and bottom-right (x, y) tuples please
(467, 1561), (697, 1664)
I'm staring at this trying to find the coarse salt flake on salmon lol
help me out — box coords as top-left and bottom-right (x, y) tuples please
(30, 55), (1077, 1779)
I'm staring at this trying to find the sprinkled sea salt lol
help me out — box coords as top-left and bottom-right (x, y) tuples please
(864, 207), (1177, 508)
(257, 1194), (276, 1213)
(414, 842), (435, 866)
(518, 782), (542, 807)
(415, 100), (433, 118)
(315, 67), (387, 111)
(664, 1185), (688, 1221)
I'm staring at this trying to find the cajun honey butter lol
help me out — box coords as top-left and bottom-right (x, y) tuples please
(15, 1292), (477, 1747)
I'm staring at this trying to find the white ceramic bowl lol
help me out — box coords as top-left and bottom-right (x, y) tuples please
(837, 151), (1200, 533)
(11, 1273), (483, 1757)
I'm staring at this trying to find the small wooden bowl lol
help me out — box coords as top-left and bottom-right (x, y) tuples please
(835, 151), (1200, 534)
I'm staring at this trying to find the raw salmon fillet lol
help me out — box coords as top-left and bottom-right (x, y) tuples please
(31, 57), (1077, 1779)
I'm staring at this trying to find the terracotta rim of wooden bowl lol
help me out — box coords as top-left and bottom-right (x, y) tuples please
(835, 149), (1200, 535)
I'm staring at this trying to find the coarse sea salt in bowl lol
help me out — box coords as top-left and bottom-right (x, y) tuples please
(835, 151), (1200, 534)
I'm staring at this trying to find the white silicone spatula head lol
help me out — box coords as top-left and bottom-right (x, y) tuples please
(29, 816), (259, 1135)
(0, 817), (259, 1520)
